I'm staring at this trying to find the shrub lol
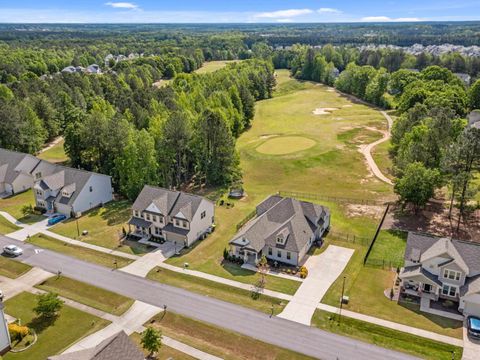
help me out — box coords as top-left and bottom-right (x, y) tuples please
(299, 266), (308, 279)
(8, 323), (29, 342)
(222, 248), (229, 260)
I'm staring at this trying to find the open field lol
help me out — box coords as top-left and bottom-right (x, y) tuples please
(195, 60), (240, 74)
(147, 266), (287, 315)
(51, 200), (150, 255)
(0, 215), (20, 234)
(26, 233), (133, 268)
(312, 309), (462, 360)
(37, 139), (69, 164)
(36, 276), (134, 316)
(146, 311), (316, 360)
(371, 138), (394, 180)
(0, 190), (44, 224)
(4, 292), (110, 360)
(130, 332), (196, 360)
(167, 69), (393, 291)
(0, 256), (31, 278)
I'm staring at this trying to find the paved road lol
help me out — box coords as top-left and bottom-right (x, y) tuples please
(0, 235), (418, 360)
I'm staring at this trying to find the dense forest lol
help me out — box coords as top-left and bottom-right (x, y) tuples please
(0, 24), (479, 223)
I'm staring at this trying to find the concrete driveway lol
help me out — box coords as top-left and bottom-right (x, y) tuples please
(120, 242), (176, 277)
(278, 245), (354, 325)
(0, 266), (52, 300)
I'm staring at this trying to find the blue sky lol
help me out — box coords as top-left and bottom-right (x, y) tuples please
(1, 0), (480, 23)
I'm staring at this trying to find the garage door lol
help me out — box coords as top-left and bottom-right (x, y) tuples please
(464, 301), (480, 317)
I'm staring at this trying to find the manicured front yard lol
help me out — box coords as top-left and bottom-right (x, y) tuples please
(0, 256), (31, 278)
(26, 233), (133, 269)
(147, 266), (287, 315)
(0, 215), (20, 235)
(50, 200), (150, 255)
(0, 190), (44, 224)
(130, 332), (196, 360)
(3, 292), (110, 360)
(312, 309), (462, 360)
(36, 276), (134, 316)
(146, 311), (316, 360)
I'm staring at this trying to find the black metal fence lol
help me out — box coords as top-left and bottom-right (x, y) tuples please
(236, 209), (257, 230)
(364, 258), (404, 270)
(326, 230), (371, 246)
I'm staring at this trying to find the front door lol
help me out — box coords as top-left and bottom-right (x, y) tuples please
(423, 284), (432, 293)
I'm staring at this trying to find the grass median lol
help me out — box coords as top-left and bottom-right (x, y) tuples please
(0, 256), (31, 278)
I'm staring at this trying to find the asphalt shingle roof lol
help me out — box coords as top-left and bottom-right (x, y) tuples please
(0, 148), (40, 184)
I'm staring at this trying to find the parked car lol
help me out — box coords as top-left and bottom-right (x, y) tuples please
(467, 316), (480, 338)
(48, 214), (67, 226)
(3, 244), (23, 257)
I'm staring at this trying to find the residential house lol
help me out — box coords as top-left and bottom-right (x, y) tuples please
(0, 302), (10, 355)
(48, 331), (144, 360)
(229, 195), (330, 266)
(86, 64), (102, 74)
(0, 149), (41, 197)
(128, 185), (214, 247)
(33, 166), (113, 217)
(399, 232), (480, 317)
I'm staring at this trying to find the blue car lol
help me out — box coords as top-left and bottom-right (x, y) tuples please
(467, 316), (480, 338)
(48, 214), (67, 226)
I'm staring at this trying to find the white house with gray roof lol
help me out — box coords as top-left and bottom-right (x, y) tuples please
(0, 149), (42, 197)
(128, 185), (214, 247)
(229, 195), (330, 266)
(33, 165), (113, 217)
(399, 232), (480, 317)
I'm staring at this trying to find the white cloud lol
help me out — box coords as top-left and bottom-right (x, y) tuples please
(317, 8), (341, 14)
(105, 2), (138, 9)
(276, 18), (293, 23)
(361, 16), (422, 22)
(254, 9), (313, 19)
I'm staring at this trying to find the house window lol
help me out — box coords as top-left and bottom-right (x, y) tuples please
(277, 250), (281, 258)
(159, 216), (164, 223)
(443, 269), (461, 281)
(155, 227), (162, 236)
(183, 220), (188, 227)
(152, 215), (158, 223)
(89, 186), (93, 192)
(36, 190), (42, 196)
(287, 252), (291, 260)
(145, 213), (151, 221)
(268, 247), (272, 256)
(35, 172), (42, 179)
(276, 236), (285, 245)
(442, 284), (457, 297)
(134, 210), (139, 217)
(201, 211), (206, 219)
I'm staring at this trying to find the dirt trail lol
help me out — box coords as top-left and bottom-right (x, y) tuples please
(37, 136), (63, 154)
(358, 111), (393, 185)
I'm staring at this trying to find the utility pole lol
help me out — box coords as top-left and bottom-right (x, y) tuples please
(76, 218), (80, 238)
(339, 276), (346, 325)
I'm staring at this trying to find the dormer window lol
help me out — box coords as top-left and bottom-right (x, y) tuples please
(62, 191), (71, 198)
(35, 172), (42, 179)
(276, 236), (285, 245)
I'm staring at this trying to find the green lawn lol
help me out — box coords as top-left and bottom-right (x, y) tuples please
(146, 311), (316, 360)
(37, 139), (69, 164)
(26, 233), (133, 269)
(0, 215), (20, 234)
(0, 256), (31, 278)
(371, 138), (394, 180)
(0, 190), (44, 224)
(367, 229), (408, 267)
(36, 276), (134, 316)
(195, 60), (240, 74)
(312, 310), (462, 360)
(51, 200), (150, 255)
(3, 292), (110, 360)
(130, 332), (196, 360)
(147, 266), (287, 315)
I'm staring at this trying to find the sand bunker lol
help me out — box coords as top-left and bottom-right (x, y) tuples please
(312, 107), (339, 115)
(256, 136), (316, 155)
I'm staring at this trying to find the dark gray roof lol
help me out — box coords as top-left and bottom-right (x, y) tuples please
(461, 275), (480, 297)
(401, 265), (442, 286)
(0, 148), (40, 184)
(48, 331), (144, 360)
(405, 232), (480, 276)
(163, 223), (189, 237)
(132, 185), (210, 222)
(128, 217), (152, 228)
(230, 195), (329, 253)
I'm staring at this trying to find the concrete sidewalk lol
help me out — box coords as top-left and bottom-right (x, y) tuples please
(278, 245), (354, 325)
(0, 267), (53, 300)
(120, 242), (176, 277)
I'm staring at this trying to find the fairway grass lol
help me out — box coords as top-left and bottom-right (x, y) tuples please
(256, 136), (316, 155)
(4, 292), (110, 360)
(195, 60), (240, 74)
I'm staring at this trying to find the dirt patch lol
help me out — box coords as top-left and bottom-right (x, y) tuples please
(342, 104), (353, 108)
(259, 134), (279, 139)
(326, 88), (335, 92)
(346, 204), (385, 218)
(312, 107), (339, 115)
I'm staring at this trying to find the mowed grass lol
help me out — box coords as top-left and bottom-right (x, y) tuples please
(367, 229), (407, 266)
(195, 60), (240, 74)
(37, 139), (69, 164)
(36, 276), (134, 316)
(167, 70), (393, 291)
(256, 136), (316, 155)
(130, 332), (195, 360)
(147, 266), (287, 315)
(26, 233), (133, 269)
(51, 200), (149, 255)
(147, 311), (316, 360)
(312, 309), (462, 360)
(372, 138), (394, 180)
(4, 292), (110, 360)
(0, 256), (31, 278)
(0, 190), (44, 224)
(0, 215), (20, 234)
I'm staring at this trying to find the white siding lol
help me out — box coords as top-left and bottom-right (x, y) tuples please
(11, 173), (34, 194)
(0, 305), (10, 354)
(186, 199), (214, 246)
(71, 175), (113, 215)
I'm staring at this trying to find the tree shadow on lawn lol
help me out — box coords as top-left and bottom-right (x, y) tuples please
(398, 300), (463, 331)
(28, 314), (59, 335)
